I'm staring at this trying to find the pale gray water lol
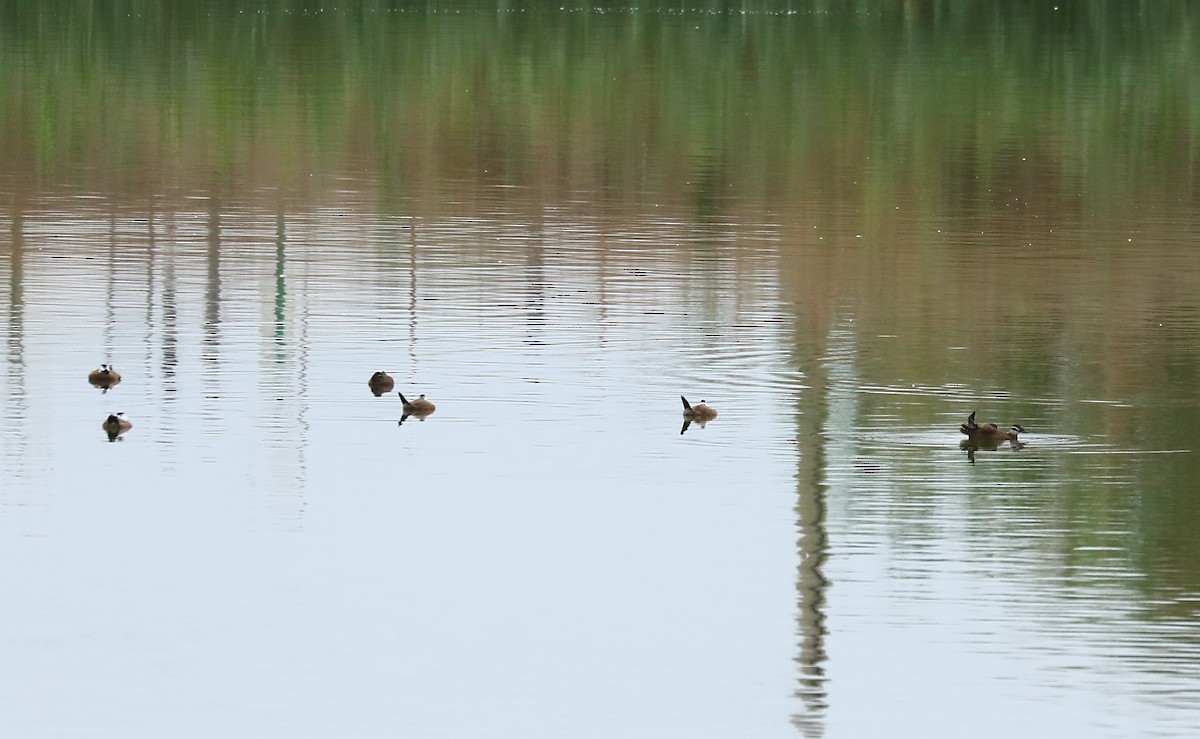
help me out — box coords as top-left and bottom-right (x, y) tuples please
(1, 202), (808, 737)
(3, 195), (1200, 737)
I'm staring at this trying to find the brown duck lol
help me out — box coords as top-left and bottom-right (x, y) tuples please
(959, 411), (1025, 445)
(88, 364), (122, 390)
(680, 396), (717, 434)
(102, 412), (132, 440)
(398, 392), (436, 423)
(368, 371), (395, 396)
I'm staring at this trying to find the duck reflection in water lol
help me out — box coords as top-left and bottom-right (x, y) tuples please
(88, 364), (122, 392)
(959, 410), (1025, 462)
(398, 392), (436, 424)
(368, 371), (395, 396)
(102, 412), (132, 441)
(680, 396), (717, 435)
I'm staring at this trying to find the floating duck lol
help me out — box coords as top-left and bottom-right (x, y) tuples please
(680, 395), (717, 434)
(102, 412), (132, 440)
(398, 392), (436, 424)
(368, 371), (395, 396)
(88, 364), (122, 390)
(959, 410), (1024, 445)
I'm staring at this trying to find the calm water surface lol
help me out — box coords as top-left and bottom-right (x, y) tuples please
(2, 4), (1200, 737)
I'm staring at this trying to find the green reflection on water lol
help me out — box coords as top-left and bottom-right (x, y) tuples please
(0, 1), (1197, 215)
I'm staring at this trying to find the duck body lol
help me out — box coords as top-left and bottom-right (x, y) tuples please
(680, 395), (717, 434)
(398, 391), (436, 423)
(102, 412), (132, 439)
(88, 364), (122, 389)
(959, 411), (1025, 445)
(368, 371), (395, 396)
(681, 396), (717, 420)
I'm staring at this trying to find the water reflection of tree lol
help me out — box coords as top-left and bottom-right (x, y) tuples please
(3, 1), (1199, 219)
(3, 202), (27, 482)
(785, 290), (839, 735)
(791, 349), (830, 737)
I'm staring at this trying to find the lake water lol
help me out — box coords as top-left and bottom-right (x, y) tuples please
(2, 3), (1200, 737)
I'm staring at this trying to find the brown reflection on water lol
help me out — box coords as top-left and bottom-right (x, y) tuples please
(159, 208), (180, 458)
(405, 216), (420, 373)
(790, 324), (831, 737)
(204, 196), (222, 387)
(260, 208), (309, 529)
(3, 203), (26, 486)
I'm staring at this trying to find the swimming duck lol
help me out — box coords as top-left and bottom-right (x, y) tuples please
(88, 364), (122, 389)
(680, 396), (717, 434)
(102, 412), (132, 440)
(959, 411), (1025, 445)
(398, 392), (436, 423)
(368, 371), (395, 396)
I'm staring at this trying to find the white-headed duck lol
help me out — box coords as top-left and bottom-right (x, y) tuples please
(88, 364), (122, 389)
(398, 392), (436, 423)
(959, 410), (1025, 445)
(102, 412), (132, 439)
(680, 396), (717, 434)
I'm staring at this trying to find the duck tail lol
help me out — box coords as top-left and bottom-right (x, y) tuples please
(681, 395), (692, 410)
(398, 392), (409, 404)
(960, 411), (978, 434)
